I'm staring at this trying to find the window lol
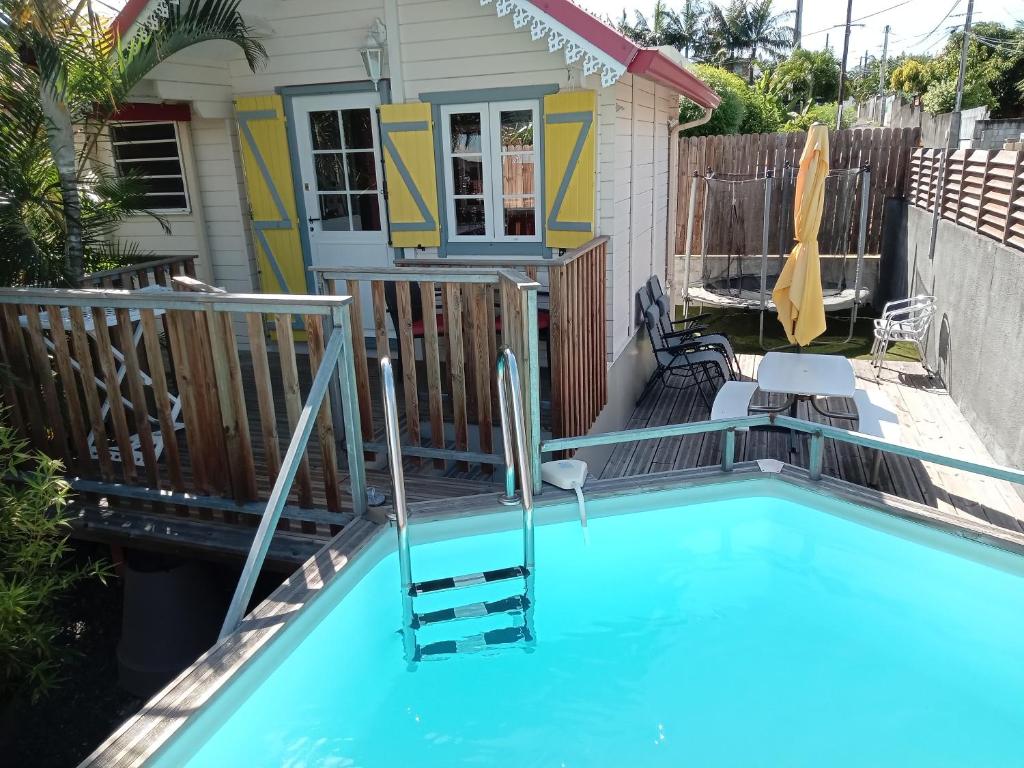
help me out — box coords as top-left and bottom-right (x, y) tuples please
(110, 122), (189, 211)
(307, 108), (382, 232)
(441, 101), (540, 242)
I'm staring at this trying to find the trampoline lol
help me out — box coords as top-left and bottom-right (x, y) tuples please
(680, 165), (872, 347)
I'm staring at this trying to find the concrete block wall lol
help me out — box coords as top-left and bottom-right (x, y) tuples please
(886, 204), (1024, 483)
(972, 118), (1024, 150)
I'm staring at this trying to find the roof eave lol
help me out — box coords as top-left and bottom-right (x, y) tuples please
(627, 49), (721, 109)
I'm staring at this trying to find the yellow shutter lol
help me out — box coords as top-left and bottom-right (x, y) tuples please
(543, 90), (597, 249)
(234, 95), (307, 294)
(379, 103), (441, 248)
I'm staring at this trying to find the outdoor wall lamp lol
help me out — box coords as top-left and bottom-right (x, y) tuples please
(361, 18), (387, 90)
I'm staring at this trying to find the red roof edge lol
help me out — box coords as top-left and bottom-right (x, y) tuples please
(627, 49), (720, 109)
(109, 0), (150, 39)
(528, 0), (718, 109)
(528, 0), (638, 65)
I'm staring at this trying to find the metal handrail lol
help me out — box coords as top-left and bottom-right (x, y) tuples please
(380, 357), (414, 597)
(497, 347), (535, 570)
(541, 413), (1024, 491)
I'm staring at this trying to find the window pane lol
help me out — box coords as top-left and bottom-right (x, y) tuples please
(346, 152), (377, 191)
(501, 153), (535, 197)
(341, 109), (373, 149)
(350, 194), (381, 231)
(111, 123), (176, 143)
(500, 109), (534, 151)
(145, 193), (187, 209)
(503, 197), (536, 236)
(315, 154), (345, 191)
(451, 157), (484, 195)
(113, 141), (179, 161)
(116, 159), (183, 176)
(319, 194), (350, 231)
(454, 198), (486, 236)
(449, 112), (482, 153)
(142, 177), (186, 194)
(309, 111), (341, 150)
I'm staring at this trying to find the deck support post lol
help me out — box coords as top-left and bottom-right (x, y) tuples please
(722, 427), (736, 472)
(808, 431), (825, 480)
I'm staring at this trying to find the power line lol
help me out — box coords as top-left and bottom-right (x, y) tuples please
(904, 0), (962, 49)
(803, 0), (918, 37)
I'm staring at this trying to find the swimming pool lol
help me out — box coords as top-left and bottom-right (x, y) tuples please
(113, 471), (1024, 768)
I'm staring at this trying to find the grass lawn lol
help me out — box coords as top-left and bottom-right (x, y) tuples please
(678, 306), (922, 361)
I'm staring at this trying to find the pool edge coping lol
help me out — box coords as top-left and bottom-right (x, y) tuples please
(77, 462), (1024, 767)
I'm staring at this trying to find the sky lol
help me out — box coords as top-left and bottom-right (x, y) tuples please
(98, 0), (1021, 62)
(578, 0), (1022, 62)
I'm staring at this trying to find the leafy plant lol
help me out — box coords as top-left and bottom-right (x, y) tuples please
(739, 88), (783, 133)
(0, 0), (267, 285)
(0, 417), (109, 704)
(764, 48), (840, 113)
(782, 102), (853, 133)
(680, 64), (749, 135)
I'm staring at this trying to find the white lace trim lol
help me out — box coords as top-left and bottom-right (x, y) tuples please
(481, 0), (627, 88)
(123, 0), (178, 35)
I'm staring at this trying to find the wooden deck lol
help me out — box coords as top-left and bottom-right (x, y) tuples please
(602, 354), (1024, 534)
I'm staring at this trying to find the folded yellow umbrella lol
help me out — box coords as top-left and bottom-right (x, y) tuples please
(773, 122), (829, 347)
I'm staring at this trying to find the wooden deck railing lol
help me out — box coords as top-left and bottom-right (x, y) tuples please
(909, 147), (1024, 251)
(0, 288), (364, 529)
(313, 266), (541, 479)
(83, 254), (198, 289)
(391, 236), (609, 445)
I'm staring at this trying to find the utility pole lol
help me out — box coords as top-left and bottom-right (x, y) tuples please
(879, 24), (890, 125)
(794, 0), (803, 48)
(825, 32), (830, 52)
(928, 0), (974, 266)
(836, 0), (854, 130)
(950, 0), (975, 144)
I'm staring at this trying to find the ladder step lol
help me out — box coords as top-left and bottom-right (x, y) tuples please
(411, 565), (529, 596)
(412, 594), (529, 628)
(416, 625), (533, 660)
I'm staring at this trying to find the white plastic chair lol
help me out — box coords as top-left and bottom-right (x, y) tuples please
(870, 295), (936, 379)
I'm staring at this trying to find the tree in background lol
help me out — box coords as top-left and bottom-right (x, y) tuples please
(679, 64), (749, 134)
(922, 23), (1024, 116)
(762, 48), (839, 113)
(704, 0), (792, 82)
(0, 0), (266, 286)
(888, 56), (934, 100)
(618, 0), (710, 57)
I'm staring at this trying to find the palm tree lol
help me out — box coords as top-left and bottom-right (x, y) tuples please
(1, 0), (267, 285)
(618, 0), (709, 56)
(708, 0), (793, 83)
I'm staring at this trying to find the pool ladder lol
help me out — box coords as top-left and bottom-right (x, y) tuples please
(380, 348), (536, 663)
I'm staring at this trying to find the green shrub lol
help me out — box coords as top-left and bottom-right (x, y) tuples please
(0, 418), (108, 704)
(739, 90), (784, 134)
(782, 103), (853, 133)
(921, 77), (995, 115)
(680, 64), (748, 136)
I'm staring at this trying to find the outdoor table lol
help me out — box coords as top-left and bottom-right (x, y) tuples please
(753, 352), (859, 451)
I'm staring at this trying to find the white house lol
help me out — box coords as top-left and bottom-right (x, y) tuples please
(106, 0), (718, 439)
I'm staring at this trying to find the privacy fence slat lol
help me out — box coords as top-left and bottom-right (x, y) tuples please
(908, 146), (1024, 254)
(677, 127), (921, 254)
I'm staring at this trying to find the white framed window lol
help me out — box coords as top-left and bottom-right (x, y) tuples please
(110, 122), (190, 212)
(440, 100), (540, 243)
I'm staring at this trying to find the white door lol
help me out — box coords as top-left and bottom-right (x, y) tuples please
(293, 93), (390, 326)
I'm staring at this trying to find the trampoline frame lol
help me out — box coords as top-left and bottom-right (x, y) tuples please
(681, 165), (872, 349)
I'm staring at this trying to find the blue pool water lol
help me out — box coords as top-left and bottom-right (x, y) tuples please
(157, 485), (1024, 767)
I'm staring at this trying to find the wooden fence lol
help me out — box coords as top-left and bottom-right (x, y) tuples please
(82, 254), (198, 289)
(0, 288), (361, 531)
(388, 237), (609, 447)
(908, 147), (1024, 251)
(676, 127), (920, 256)
(315, 266), (540, 474)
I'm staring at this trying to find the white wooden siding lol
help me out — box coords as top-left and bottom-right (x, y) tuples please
(120, 0), (685, 369)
